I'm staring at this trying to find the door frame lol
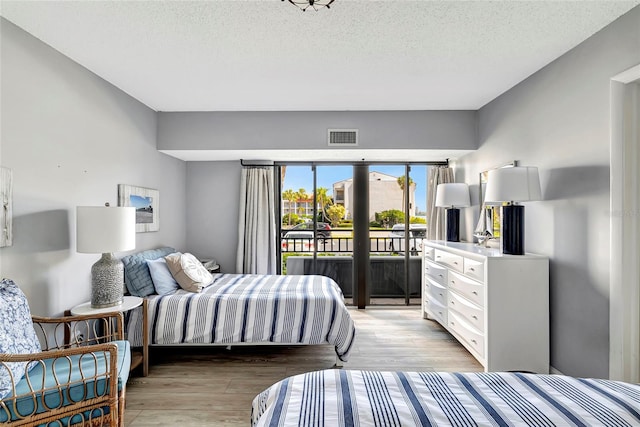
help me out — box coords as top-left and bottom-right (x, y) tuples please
(609, 64), (640, 382)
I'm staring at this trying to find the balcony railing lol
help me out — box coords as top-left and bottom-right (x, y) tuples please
(281, 229), (425, 299)
(281, 233), (424, 254)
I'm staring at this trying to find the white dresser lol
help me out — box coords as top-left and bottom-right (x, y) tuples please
(422, 240), (549, 373)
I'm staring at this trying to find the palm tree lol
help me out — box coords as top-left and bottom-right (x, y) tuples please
(296, 188), (309, 217)
(397, 175), (415, 213)
(315, 187), (331, 222)
(282, 188), (297, 225)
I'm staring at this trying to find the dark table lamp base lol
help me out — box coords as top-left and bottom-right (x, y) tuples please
(446, 208), (460, 242)
(502, 204), (524, 255)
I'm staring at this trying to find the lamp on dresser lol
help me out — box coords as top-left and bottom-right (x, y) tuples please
(76, 204), (136, 308)
(484, 166), (541, 255)
(435, 183), (470, 242)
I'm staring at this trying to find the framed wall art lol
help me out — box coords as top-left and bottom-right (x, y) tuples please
(118, 184), (159, 232)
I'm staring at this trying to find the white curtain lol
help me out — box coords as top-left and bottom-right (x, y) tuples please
(427, 166), (454, 241)
(236, 167), (277, 274)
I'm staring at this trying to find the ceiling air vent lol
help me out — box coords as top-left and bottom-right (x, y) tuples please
(328, 129), (358, 146)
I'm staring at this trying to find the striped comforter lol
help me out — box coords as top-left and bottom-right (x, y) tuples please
(126, 274), (356, 361)
(251, 370), (640, 427)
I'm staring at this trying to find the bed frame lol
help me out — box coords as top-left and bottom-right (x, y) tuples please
(134, 298), (344, 377)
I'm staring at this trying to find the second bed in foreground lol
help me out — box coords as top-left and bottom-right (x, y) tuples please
(252, 369), (640, 426)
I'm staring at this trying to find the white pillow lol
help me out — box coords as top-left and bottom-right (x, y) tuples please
(147, 257), (180, 295)
(165, 253), (213, 293)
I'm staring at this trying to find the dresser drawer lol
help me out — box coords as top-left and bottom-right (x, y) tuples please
(425, 276), (447, 307)
(424, 297), (447, 326)
(448, 310), (485, 358)
(423, 246), (435, 261)
(424, 260), (447, 285)
(448, 290), (484, 333)
(464, 258), (485, 282)
(434, 249), (463, 273)
(448, 270), (484, 307)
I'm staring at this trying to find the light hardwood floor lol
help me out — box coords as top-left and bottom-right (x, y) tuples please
(124, 307), (482, 426)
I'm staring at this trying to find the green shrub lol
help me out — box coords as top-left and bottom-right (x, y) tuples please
(375, 210), (405, 228)
(282, 213), (304, 226)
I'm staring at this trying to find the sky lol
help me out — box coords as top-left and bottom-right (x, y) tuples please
(129, 195), (152, 209)
(282, 165), (429, 214)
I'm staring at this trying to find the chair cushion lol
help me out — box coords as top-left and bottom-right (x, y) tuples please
(122, 247), (176, 296)
(165, 252), (213, 293)
(147, 256), (180, 295)
(0, 340), (130, 424)
(0, 279), (42, 399)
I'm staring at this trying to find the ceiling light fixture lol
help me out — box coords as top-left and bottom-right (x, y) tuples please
(283, 0), (335, 12)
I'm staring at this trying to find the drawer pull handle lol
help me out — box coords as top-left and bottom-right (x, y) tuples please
(472, 291), (478, 295)
(472, 315), (478, 320)
(450, 280), (455, 284)
(438, 274), (444, 278)
(471, 339), (477, 344)
(453, 261), (459, 265)
(450, 321), (455, 326)
(450, 301), (455, 305)
(439, 293), (443, 297)
(469, 267), (475, 271)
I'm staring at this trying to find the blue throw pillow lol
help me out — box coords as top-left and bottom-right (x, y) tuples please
(147, 257), (180, 295)
(122, 247), (176, 297)
(0, 279), (42, 399)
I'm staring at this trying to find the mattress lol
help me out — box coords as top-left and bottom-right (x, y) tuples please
(251, 369), (640, 426)
(126, 273), (356, 361)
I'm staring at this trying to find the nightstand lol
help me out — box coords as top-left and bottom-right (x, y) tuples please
(200, 258), (221, 273)
(70, 296), (149, 376)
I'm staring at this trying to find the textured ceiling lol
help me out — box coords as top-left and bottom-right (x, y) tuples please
(1, 0), (638, 112)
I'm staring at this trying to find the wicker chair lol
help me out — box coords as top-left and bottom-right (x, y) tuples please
(1, 292), (130, 427)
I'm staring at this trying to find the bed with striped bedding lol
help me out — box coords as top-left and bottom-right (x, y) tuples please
(251, 370), (640, 426)
(126, 273), (356, 361)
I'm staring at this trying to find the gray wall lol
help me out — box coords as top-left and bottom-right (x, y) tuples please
(455, 7), (640, 378)
(0, 19), (187, 316)
(165, 108), (478, 275)
(185, 161), (241, 273)
(158, 110), (477, 151)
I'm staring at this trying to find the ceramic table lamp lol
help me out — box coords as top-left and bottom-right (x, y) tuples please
(77, 204), (136, 307)
(435, 183), (470, 242)
(484, 166), (541, 255)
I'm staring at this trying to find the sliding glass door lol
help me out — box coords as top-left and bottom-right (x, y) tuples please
(279, 162), (431, 308)
(279, 165), (355, 303)
(367, 164), (427, 306)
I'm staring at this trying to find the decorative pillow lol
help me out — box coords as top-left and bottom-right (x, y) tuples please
(165, 253), (213, 293)
(147, 257), (180, 296)
(0, 279), (42, 399)
(122, 247), (176, 297)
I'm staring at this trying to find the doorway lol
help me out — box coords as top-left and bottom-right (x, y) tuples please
(610, 64), (640, 382)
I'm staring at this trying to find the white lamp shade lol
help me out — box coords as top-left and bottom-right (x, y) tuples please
(484, 166), (542, 203)
(77, 206), (136, 253)
(435, 183), (470, 208)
